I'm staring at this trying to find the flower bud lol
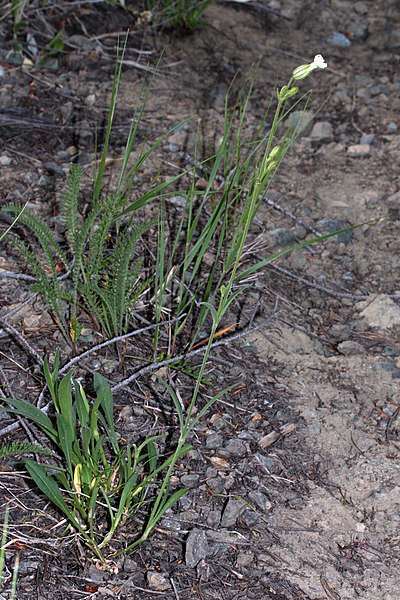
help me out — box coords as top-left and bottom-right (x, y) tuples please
(279, 86), (299, 101)
(292, 54), (327, 81)
(267, 145), (281, 162)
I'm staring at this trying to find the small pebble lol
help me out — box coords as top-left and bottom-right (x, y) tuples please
(337, 340), (366, 356)
(85, 93), (96, 106)
(0, 155), (12, 166)
(266, 227), (297, 247)
(224, 439), (247, 457)
(329, 31), (351, 47)
(310, 121), (333, 143)
(185, 528), (209, 568)
(386, 121), (397, 134)
(44, 162), (66, 177)
(146, 571), (170, 592)
(206, 432), (224, 449)
(347, 144), (371, 157)
(360, 133), (375, 145)
(220, 498), (246, 528)
(181, 474), (200, 488)
(248, 490), (272, 512)
(385, 191), (400, 221)
(287, 110), (313, 135)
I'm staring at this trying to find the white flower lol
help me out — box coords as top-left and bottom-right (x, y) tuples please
(292, 54), (327, 81)
(311, 54), (327, 70)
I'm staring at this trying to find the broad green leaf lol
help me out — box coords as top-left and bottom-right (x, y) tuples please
(58, 372), (75, 430)
(81, 425), (92, 458)
(0, 398), (57, 443)
(147, 440), (158, 473)
(93, 373), (116, 440)
(24, 460), (82, 532)
(74, 380), (90, 429)
(56, 413), (74, 476)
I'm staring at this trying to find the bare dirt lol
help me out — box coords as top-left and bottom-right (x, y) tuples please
(1, 1), (400, 599)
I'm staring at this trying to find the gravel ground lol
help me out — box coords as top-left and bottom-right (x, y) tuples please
(0, 1), (399, 598)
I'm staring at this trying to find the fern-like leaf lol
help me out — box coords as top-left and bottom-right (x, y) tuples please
(3, 204), (68, 269)
(107, 220), (152, 336)
(0, 440), (52, 460)
(62, 164), (83, 252)
(86, 199), (116, 284)
(10, 237), (68, 338)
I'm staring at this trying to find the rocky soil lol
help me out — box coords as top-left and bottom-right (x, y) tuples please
(0, 1), (399, 598)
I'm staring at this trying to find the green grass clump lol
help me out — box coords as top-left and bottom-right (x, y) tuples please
(145, 0), (211, 30)
(0, 350), (190, 562)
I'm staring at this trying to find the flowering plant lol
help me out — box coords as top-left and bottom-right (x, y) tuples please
(292, 54), (327, 81)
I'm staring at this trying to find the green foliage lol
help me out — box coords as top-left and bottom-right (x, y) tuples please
(0, 440), (52, 460)
(4, 40), (190, 345)
(4, 119), (154, 342)
(0, 507), (19, 599)
(0, 203), (26, 243)
(0, 350), (191, 561)
(146, 0), (211, 30)
(11, 0), (29, 38)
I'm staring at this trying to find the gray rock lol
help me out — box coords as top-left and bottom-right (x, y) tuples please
(266, 227), (297, 247)
(374, 359), (396, 373)
(329, 324), (353, 341)
(220, 498), (246, 528)
(87, 563), (106, 583)
(236, 552), (255, 568)
(287, 110), (313, 135)
(23, 314), (41, 328)
(360, 133), (375, 145)
(44, 162), (66, 177)
(369, 84), (389, 96)
(254, 452), (282, 474)
(317, 218), (353, 245)
(329, 31), (351, 47)
(206, 510), (222, 528)
(337, 340), (367, 356)
(206, 432), (224, 448)
(185, 528), (209, 568)
(385, 190), (400, 221)
(0, 154), (12, 166)
(206, 530), (243, 544)
(347, 144), (371, 157)
(147, 571), (170, 592)
(310, 121), (333, 143)
(207, 477), (226, 493)
(384, 346), (400, 357)
(38, 174), (54, 188)
(241, 509), (260, 527)
(224, 439), (247, 457)
(181, 474), (200, 488)
(123, 557), (139, 573)
(386, 121), (397, 134)
(358, 295), (400, 330)
(248, 490), (272, 512)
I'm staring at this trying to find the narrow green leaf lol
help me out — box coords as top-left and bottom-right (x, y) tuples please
(74, 379), (90, 429)
(144, 488), (189, 538)
(55, 414), (74, 476)
(0, 398), (57, 443)
(235, 221), (374, 282)
(58, 372), (74, 423)
(24, 460), (82, 530)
